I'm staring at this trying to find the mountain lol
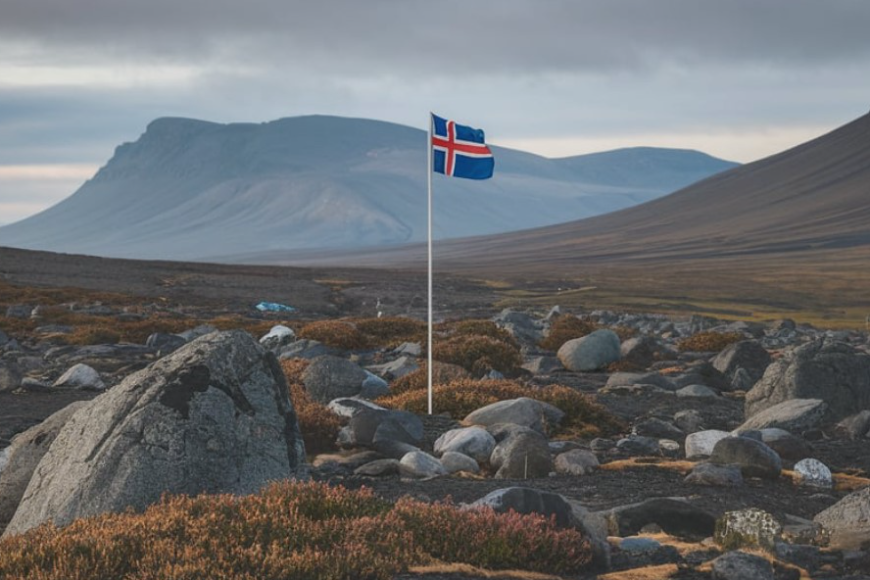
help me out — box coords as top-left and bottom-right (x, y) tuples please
(267, 111), (870, 274)
(0, 116), (736, 261)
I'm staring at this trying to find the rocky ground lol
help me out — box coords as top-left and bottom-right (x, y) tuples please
(1, 252), (870, 580)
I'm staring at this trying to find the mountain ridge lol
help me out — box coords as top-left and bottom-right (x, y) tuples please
(0, 115), (736, 261)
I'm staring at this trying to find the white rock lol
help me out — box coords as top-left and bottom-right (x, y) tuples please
(52, 363), (105, 391)
(793, 458), (833, 489)
(433, 427), (496, 464)
(327, 397), (386, 419)
(259, 325), (295, 343)
(685, 430), (731, 460)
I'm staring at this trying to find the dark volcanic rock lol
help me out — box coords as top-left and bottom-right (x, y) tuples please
(3, 330), (307, 537)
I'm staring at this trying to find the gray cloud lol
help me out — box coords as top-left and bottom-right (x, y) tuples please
(3, 0), (870, 74)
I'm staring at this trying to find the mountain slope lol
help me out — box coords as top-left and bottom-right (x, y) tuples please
(0, 116), (736, 261)
(259, 111), (870, 274)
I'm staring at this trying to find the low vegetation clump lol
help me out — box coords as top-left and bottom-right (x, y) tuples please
(388, 362), (471, 395)
(0, 481), (592, 580)
(297, 320), (370, 351)
(378, 379), (624, 438)
(352, 316), (426, 348)
(677, 331), (743, 352)
(432, 335), (523, 376)
(447, 319), (520, 349)
(281, 359), (344, 455)
(538, 316), (599, 351)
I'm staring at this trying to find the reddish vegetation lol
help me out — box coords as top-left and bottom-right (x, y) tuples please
(432, 335), (522, 376)
(676, 331), (743, 352)
(297, 320), (371, 350)
(0, 481), (592, 580)
(538, 316), (599, 351)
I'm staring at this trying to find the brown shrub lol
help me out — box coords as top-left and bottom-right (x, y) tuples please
(448, 319), (519, 349)
(539, 316), (599, 351)
(378, 379), (624, 438)
(432, 335), (522, 376)
(281, 358), (343, 455)
(609, 325), (637, 341)
(297, 320), (370, 350)
(0, 481), (592, 580)
(389, 362), (471, 395)
(677, 331), (743, 352)
(66, 326), (121, 345)
(353, 316), (426, 347)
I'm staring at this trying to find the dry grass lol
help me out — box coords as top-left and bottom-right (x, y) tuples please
(389, 362), (471, 395)
(781, 469), (870, 492)
(432, 335), (523, 376)
(599, 458), (695, 474)
(598, 563), (680, 580)
(297, 320), (370, 350)
(538, 316), (599, 351)
(676, 331), (743, 352)
(408, 563), (566, 579)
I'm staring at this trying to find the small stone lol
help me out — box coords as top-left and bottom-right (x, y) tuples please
(399, 451), (447, 479)
(685, 462), (744, 487)
(676, 384), (719, 398)
(52, 363), (105, 391)
(711, 550), (774, 580)
(354, 459), (401, 477)
(440, 451), (480, 474)
(554, 449), (599, 475)
(792, 458), (833, 489)
(616, 435), (660, 456)
(685, 430), (731, 460)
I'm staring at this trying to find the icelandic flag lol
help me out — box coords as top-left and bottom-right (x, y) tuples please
(431, 113), (494, 180)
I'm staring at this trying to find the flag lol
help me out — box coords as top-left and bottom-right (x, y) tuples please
(431, 113), (494, 180)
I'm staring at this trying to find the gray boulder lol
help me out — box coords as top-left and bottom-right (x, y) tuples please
(490, 429), (553, 479)
(52, 363), (106, 391)
(0, 402), (89, 532)
(616, 435), (661, 456)
(464, 397), (547, 434)
(145, 333), (187, 356)
(835, 410), (870, 439)
(399, 451), (446, 478)
(738, 398), (827, 433)
(620, 336), (669, 369)
(710, 437), (782, 480)
(302, 355), (371, 403)
(467, 487), (575, 528)
(258, 325), (296, 353)
(813, 486), (870, 549)
(492, 309), (543, 345)
(599, 497), (716, 541)
(353, 458), (400, 477)
(757, 428), (813, 461)
(0, 362), (21, 393)
(685, 430), (731, 460)
(633, 417), (684, 440)
(338, 408), (423, 451)
(606, 371), (676, 391)
(440, 451), (480, 474)
(684, 462), (744, 487)
(557, 329), (621, 372)
(3, 330), (307, 537)
(554, 449), (599, 475)
(712, 340), (772, 385)
(433, 426), (496, 464)
(745, 339), (870, 422)
(366, 356), (418, 380)
(277, 339), (332, 360)
(711, 551), (774, 580)
(676, 384), (719, 398)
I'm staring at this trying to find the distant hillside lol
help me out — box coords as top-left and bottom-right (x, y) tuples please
(0, 116), (736, 261)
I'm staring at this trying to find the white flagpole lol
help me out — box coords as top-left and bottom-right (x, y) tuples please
(427, 113), (434, 415)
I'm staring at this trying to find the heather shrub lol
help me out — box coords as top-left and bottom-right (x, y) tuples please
(432, 335), (522, 376)
(677, 331), (743, 352)
(66, 326), (121, 345)
(297, 320), (369, 350)
(0, 481), (592, 580)
(539, 316), (598, 351)
(448, 319), (519, 349)
(389, 362), (471, 395)
(353, 316), (426, 347)
(281, 359), (343, 455)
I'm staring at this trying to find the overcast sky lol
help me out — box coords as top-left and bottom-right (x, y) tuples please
(2, 0), (870, 224)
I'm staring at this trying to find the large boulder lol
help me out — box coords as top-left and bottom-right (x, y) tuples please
(712, 341), (772, 385)
(745, 339), (870, 422)
(599, 497), (716, 541)
(0, 402), (89, 532)
(3, 330), (307, 537)
(302, 355), (373, 403)
(738, 399), (827, 433)
(557, 329), (621, 372)
(813, 486), (870, 549)
(464, 397), (547, 434)
(709, 437), (782, 480)
(489, 429), (553, 479)
(467, 487), (575, 528)
(433, 427), (496, 464)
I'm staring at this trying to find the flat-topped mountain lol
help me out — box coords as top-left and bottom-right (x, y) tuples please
(0, 116), (735, 261)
